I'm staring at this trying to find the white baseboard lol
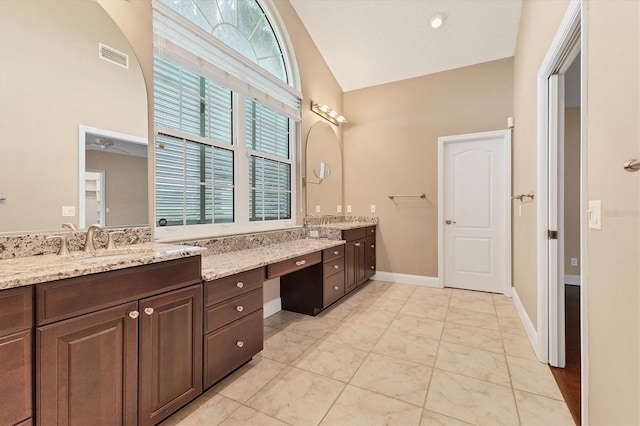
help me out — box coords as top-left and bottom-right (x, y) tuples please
(511, 287), (544, 362)
(263, 297), (281, 318)
(372, 271), (442, 288)
(565, 274), (581, 286)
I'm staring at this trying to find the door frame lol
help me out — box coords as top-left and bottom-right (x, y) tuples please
(535, 0), (588, 421)
(437, 129), (512, 295)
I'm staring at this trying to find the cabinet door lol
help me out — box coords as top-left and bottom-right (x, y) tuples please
(37, 302), (138, 426)
(0, 329), (32, 426)
(345, 240), (357, 293)
(138, 285), (202, 426)
(355, 238), (367, 286)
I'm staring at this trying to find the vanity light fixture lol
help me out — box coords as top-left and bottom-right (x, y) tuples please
(430, 13), (446, 29)
(311, 101), (346, 126)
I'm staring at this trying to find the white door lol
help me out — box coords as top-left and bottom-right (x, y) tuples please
(439, 130), (511, 294)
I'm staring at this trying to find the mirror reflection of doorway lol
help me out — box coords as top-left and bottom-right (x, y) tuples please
(85, 170), (105, 226)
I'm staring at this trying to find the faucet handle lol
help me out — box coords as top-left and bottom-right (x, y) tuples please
(47, 235), (70, 256)
(107, 231), (125, 250)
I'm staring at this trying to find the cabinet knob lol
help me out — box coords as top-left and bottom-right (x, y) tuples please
(370, 244), (375, 248)
(334, 286), (339, 290)
(144, 307), (154, 316)
(334, 264), (339, 269)
(295, 260), (307, 266)
(370, 266), (375, 270)
(236, 305), (244, 312)
(236, 341), (244, 348)
(236, 282), (244, 288)
(334, 250), (339, 255)
(128, 311), (139, 319)
(355, 243), (361, 247)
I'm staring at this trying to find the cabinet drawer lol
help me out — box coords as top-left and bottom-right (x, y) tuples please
(343, 228), (366, 241)
(0, 286), (32, 336)
(366, 257), (376, 279)
(322, 245), (344, 263)
(0, 329), (32, 426)
(323, 272), (344, 308)
(366, 226), (376, 236)
(267, 251), (321, 279)
(323, 257), (344, 277)
(365, 236), (376, 259)
(204, 309), (263, 388)
(204, 288), (263, 334)
(36, 256), (201, 326)
(204, 267), (263, 308)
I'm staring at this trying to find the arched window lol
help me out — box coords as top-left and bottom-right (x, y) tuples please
(152, 0), (301, 240)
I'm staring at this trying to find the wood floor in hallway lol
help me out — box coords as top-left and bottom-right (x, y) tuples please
(550, 284), (581, 424)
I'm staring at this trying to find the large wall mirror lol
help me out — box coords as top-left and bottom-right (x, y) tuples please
(305, 122), (343, 215)
(0, 0), (148, 233)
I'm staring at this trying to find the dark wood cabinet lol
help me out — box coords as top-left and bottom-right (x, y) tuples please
(37, 302), (139, 426)
(365, 226), (376, 280)
(203, 268), (264, 389)
(35, 257), (202, 426)
(0, 286), (33, 426)
(139, 285), (202, 426)
(343, 227), (375, 292)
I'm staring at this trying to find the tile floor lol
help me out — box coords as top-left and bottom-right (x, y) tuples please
(161, 281), (575, 426)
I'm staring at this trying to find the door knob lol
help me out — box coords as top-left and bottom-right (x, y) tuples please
(445, 219), (456, 225)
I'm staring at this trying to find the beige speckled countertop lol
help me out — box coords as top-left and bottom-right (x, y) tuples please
(317, 221), (376, 231)
(0, 243), (205, 290)
(201, 238), (345, 281)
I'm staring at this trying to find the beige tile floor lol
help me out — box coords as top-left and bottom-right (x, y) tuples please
(162, 281), (575, 426)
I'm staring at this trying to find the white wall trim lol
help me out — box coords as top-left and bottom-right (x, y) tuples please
(512, 286), (544, 362)
(263, 298), (282, 318)
(373, 271), (442, 288)
(565, 274), (581, 285)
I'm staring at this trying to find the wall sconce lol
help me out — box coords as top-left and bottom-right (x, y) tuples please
(311, 101), (346, 126)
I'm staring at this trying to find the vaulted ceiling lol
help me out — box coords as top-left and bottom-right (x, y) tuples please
(290, 0), (523, 92)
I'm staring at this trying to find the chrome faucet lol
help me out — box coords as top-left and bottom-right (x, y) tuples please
(320, 214), (335, 226)
(84, 224), (104, 252)
(62, 222), (77, 231)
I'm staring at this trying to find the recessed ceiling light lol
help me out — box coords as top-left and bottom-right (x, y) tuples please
(430, 13), (446, 29)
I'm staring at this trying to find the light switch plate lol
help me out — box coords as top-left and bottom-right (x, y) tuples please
(346, 205), (352, 213)
(588, 200), (602, 230)
(370, 204), (376, 213)
(62, 206), (75, 217)
(315, 205), (321, 213)
(309, 230), (319, 238)
(570, 257), (578, 267)
(337, 205), (342, 213)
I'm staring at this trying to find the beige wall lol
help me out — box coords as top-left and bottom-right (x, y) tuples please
(586, 0), (639, 422)
(512, 0), (571, 325)
(343, 58), (513, 276)
(86, 151), (148, 226)
(564, 107), (581, 276)
(0, 0), (147, 233)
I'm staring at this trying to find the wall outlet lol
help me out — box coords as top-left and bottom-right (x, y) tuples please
(346, 205), (352, 213)
(337, 205), (342, 213)
(570, 257), (578, 267)
(315, 205), (321, 213)
(370, 204), (376, 213)
(309, 230), (319, 238)
(62, 206), (76, 217)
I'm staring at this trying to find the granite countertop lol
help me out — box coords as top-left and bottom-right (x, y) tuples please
(0, 242), (205, 290)
(201, 238), (345, 281)
(316, 221), (376, 231)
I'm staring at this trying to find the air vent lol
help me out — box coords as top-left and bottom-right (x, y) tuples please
(98, 43), (128, 69)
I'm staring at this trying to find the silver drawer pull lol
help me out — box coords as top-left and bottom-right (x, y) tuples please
(236, 341), (244, 348)
(371, 245), (375, 248)
(236, 282), (244, 288)
(371, 266), (375, 269)
(334, 264), (339, 269)
(333, 286), (339, 290)
(333, 250), (339, 255)
(128, 311), (139, 319)
(355, 243), (361, 247)
(236, 305), (244, 312)
(295, 260), (307, 266)
(144, 307), (154, 316)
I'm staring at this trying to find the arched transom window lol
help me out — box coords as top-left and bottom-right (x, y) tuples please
(152, 0), (301, 240)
